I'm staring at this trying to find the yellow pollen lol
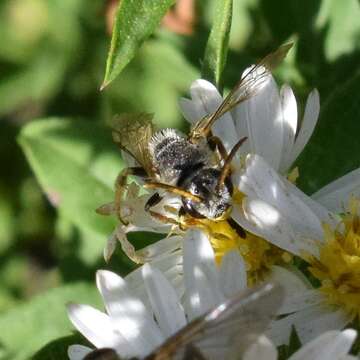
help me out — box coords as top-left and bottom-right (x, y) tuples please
(307, 198), (360, 320)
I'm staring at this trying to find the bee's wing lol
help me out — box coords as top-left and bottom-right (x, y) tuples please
(111, 113), (156, 175)
(146, 283), (283, 360)
(83, 348), (121, 360)
(190, 43), (293, 139)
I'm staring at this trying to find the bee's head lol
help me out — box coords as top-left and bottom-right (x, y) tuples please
(182, 168), (233, 220)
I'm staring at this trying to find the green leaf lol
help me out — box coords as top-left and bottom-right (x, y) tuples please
(277, 326), (302, 360)
(102, 0), (175, 89)
(0, 192), (14, 253)
(297, 69), (360, 194)
(315, 0), (360, 61)
(18, 118), (122, 262)
(201, 0), (233, 89)
(0, 283), (100, 360)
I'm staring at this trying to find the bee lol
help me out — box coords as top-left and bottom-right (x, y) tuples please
(83, 283), (283, 360)
(100, 44), (292, 226)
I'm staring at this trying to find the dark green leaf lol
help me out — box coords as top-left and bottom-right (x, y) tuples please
(102, 0), (175, 88)
(277, 326), (302, 360)
(0, 283), (100, 360)
(297, 69), (360, 193)
(202, 0), (233, 89)
(287, 326), (302, 356)
(31, 334), (86, 360)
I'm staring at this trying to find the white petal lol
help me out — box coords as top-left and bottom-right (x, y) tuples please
(125, 249), (183, 289)
(130, 272), (184, 314)
(240, 155), (324, 256)
(312, 167), (360, 213)
(230, 103), (251, 156)
(126, 252), (182, 289)
(241, 155), (322, 235)
(183, 229), (224, 319)
(279, 85), (298, 173)
(135, 235), (182, 262)
(244, 73), (284, 171)
(268, 305), (350, 346)
(142, 264), (186, 337)
(219, 250), (247, 297)
(179, 79), (220, 125)
(243, 335), (277, 360)
(341, 355), (359, 360)
(189, 79), (222, 113)
(243, 196), (319, 257)
(233, 192), (308, 254)
(230, 202), (265, 236)
(277, 290), (324, 315)
(289, 329), (356, 360)
(96, 270), (163, 356)
(289, 89), (320, 165)
(190, 79), (239, 153)
(126, 251), (184, 305)
(284, 177), (340, 228)
(67, 303), (123, 350)
(269, 266), (311, 299)
(178, 97), (203, 124)
(68, 345), (92, 360)
(212, 115), (240, 156)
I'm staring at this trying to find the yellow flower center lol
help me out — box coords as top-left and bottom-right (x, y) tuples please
(182, 189), (291, 286)
(202, 219), (291, 285)
(307, 198), (360, 320)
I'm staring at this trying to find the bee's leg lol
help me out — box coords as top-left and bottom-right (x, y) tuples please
(207, 135), (228, 161)
(114, 166), (147, 224)
(217, 136), (247, 189)
(144, 192), (163, 211)
(183, 344), (207, 360)
(144, 182), (203, 203)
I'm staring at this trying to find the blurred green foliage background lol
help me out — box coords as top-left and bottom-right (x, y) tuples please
(0, 0), (360, 358)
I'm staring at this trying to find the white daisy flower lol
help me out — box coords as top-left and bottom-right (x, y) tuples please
(67, 229), (253, 359)
(243, 330), (357, 360)
(238, 153), (360, 344)
(99, 64), (319, 283)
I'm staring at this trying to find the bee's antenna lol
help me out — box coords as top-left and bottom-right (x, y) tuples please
(217, 137), (247, 190)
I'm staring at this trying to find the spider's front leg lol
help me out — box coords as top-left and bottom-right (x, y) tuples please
(113, 166), (147, 224)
